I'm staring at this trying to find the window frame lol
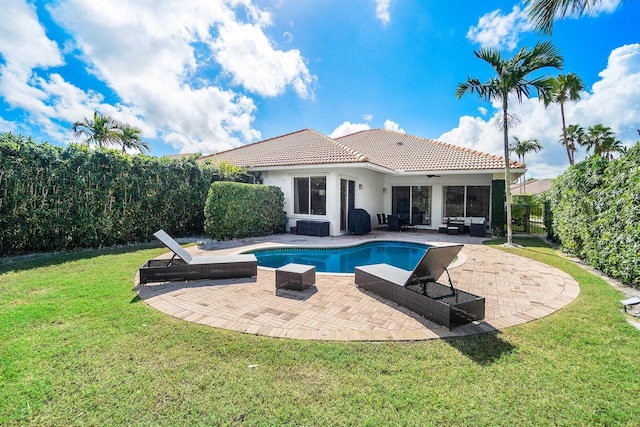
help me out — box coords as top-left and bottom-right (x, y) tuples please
(293, 175), (327, 216)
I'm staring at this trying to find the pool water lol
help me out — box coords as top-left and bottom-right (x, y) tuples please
(246, 241), (431, 273)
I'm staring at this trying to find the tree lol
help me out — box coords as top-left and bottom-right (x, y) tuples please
(455, 41), (563, 245)
(119, 124), (150, 154)
(543, 73), (584, 166)
(525, 0), (625, 34)
(582, 124), (612, 156)
(72, 111), (123, 148)
(584, 124), (623, 159)
(563, 124), (585, 162)
(510, 136), (543, 193)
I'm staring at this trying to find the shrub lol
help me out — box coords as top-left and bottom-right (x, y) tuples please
(0, 133), (234, 255)
(547, 144), (640, 287)
(204, 182), (286, 240)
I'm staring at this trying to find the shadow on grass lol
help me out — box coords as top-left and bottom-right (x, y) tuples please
(484, 236), (551, 249)
(0, 243), (162, 274)
(484, 236), (563, 261)
(444, 331), (517, 366)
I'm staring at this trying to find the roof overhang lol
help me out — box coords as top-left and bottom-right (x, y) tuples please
(246, 163), (526, 179)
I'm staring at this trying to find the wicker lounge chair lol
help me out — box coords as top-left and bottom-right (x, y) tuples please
(138, 229), (257, 284)
(355, 244), (485, 328)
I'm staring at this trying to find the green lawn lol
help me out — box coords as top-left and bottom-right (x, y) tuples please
(1, 238), (639, 426)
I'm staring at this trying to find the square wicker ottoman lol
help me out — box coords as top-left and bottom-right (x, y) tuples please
(276, 263), (316, 291)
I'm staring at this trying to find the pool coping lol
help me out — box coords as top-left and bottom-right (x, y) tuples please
(230, 239), (468, 276)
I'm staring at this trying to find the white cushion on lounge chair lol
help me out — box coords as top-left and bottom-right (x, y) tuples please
(189, 254), (257, 265)
(153, 229), (194, 263)
(355, 263), (413, 286)
(153, 229), (256, 265)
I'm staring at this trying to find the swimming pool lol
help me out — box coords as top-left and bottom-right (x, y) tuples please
(245, 241), (431, 273)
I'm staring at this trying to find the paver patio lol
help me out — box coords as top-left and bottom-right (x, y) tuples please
(135, 231), (579, 341)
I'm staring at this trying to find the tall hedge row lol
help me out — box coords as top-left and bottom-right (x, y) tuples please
(204, 181), (286, 240)
(1, 133), (226, 255)
(547, 143), (640, 287)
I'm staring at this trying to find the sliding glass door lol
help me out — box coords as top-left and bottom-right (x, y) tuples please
(340, 179), (355, 231)
(391, 186), (432, 225)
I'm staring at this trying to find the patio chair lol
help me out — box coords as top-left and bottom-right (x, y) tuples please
(138, 229), (257, 284)
(387, 215), (400, 231)
(376, 213), (388, 230)
(355, 244), (485, 328)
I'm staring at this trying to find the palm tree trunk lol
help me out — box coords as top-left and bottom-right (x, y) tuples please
(521, 154), (525, 194)
(503, 99), (513, 245)
(560, 102), (573, 166)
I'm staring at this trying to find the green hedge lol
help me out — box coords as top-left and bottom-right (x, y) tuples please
(0, 133), (233, 255)
(491, 180), (506, 236)
(204, 182), (286, 240)
(547, 143), (640, 287)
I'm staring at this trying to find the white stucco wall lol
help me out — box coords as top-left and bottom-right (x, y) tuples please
(261, 166), (385, 236)
(261, 168), (495, 236)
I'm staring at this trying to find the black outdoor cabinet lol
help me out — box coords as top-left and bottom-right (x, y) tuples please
(296, 220), (330, 237)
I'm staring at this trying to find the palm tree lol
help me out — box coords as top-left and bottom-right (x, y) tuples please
(563, 124), (585, 162)
(525, 0), (625, 34)
(118, 124), (150, 154)
(582, 124), (612, 155)
(543, 73), (584, 166)
(510, 136), (543, 193)
(584, 124), (623, 159)
(455, 41), (563, 245)
(599, 136), (624, 160)
(72, 111), (123, 148)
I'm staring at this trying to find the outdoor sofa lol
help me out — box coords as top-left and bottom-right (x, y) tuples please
(355, 244), (485, 328)
(138, 229), (257, 284)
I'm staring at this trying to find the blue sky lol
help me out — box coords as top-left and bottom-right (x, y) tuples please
(1, 0), (639, 178)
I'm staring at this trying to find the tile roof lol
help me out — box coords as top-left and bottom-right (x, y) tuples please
(201, 128), (524, 172)
(336, 128), (524, 171)
(200, 129), (368, 167)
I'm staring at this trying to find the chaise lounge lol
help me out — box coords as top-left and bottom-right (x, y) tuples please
(355, 244), (485, 328)
(138, 229), (258, 284)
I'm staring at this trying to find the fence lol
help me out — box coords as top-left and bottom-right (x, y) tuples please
(510, 203), (545, 236)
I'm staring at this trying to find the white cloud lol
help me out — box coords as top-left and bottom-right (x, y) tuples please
(0, 0), (63, 117)
(383, 119), (405, 133)
(478, 106), (488, 116)
(440, 44), (640, 179)
(0, 0), (63, 73)
(0, 116), (18, 133)
(468, 1), (622, 51)
(362, 114), (373, 122)
(330, 121), (371, 138)
(375, 0), (391, 25)
(583, 0), (620, 16)
(211, 22), (315, 99)
(0, 0), (315, 154)
(466, 5), (531, 50)
(542, 0), (620, 19)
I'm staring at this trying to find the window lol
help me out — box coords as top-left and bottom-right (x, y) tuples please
(443, 186), (465, 217)
(294, 176), (326, 215)
(466, 186), (490, 219)
(411, 186), (432, 225)
(443, 185), (490, 218)
(391, 185), (432, 225)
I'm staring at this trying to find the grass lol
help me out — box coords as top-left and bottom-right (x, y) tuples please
(1, 238), (639, 426)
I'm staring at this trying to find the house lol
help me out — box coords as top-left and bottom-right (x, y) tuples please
(511, 178), (553, 195)
(200, 128), (525, 236)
